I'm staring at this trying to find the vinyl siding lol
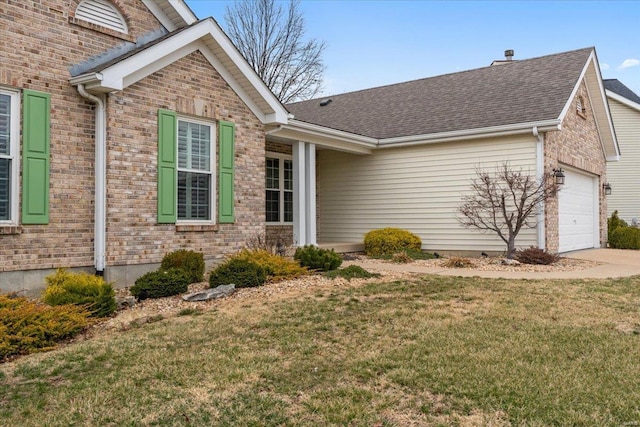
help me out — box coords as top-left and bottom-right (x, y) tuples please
(317, 135), (539, 252)
(606, 99), (640, 223)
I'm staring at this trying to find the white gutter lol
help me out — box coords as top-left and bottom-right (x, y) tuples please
(377, 119), (562, 148)
(76, 85), (107, 274)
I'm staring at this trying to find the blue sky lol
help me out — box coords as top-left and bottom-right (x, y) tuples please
(185, 0), (640, 97)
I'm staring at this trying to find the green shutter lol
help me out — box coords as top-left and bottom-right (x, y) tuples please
(158, 109), (177, 223)
(21, 90), (50, 224)
(218, 121), (235, 223)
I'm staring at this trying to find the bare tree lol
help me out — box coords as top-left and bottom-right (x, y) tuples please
(458, 163), (558, 258)
(224, 0), (326, 103)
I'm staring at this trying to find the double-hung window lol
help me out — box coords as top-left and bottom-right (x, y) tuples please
(266, 153), (293, 223)
(0, 89), (19, 224)
(177, 118), (214, 221)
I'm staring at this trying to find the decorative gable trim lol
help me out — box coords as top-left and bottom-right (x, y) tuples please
(76, 0), (128, 34)
(70, 19), (288, 125)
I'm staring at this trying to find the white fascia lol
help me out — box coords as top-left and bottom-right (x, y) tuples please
(69, 19), (288, 125)
(376, 119), (561, 148)
(280, 120), (376, 154)
(142, 0), (197, 31)
(606, 90), (640, 112)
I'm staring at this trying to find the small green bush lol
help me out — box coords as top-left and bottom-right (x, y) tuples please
(209, 259), (267, 288)
(364, 228), (422, 257)
(1, 294), (90, 361)
(294, 245), (342, 271)
(130, 268), (190, 299)
(42, 269), (116, 318)
(231, 249), (308, 281)
(516, 247), (560, 265)
(609, 226), (640, 250)
(608, 210), (629, 237)
(160, 249), (205, 284)
(324, 265), (381, 281)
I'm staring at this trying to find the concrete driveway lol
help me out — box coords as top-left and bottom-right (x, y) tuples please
(349, 248), (640, 280)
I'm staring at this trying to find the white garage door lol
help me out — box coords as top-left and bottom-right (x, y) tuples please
(558, 168), (598, 253)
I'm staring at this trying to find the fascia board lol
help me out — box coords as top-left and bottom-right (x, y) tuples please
(202, 19), (288, 124)
(377, 120), (561, 148)
(286, 120), (377, 145)
(557, 50), (593, 124)
(141, 0), (177, 31)
(607, 90), (640, 112)
(170, 0), (198, 25)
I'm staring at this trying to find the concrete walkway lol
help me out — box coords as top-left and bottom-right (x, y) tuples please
(346, 248), (640, 280)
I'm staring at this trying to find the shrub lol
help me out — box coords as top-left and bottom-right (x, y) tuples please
(294, 245), (342, 271)
(609, 226), (640, 250)
(209, 259), (267, 288)
(516, 247), (560, 265)
(442, 257), (475, 268)
(231, 249), (308, 281)
(42, 269), (116, 318)
(608, 210), (629, 237)
(130, 268), (190, 299)
(160, 249), (205, 284)
(364, 228), (422, 257)
(324, 265), (381, 281)
(1, 294), (90, 361)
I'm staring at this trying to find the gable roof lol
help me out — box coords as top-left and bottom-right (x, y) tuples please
(141, 0), (197, 31)
(605, 79), (640, 111)
(70, 18), (288, 125)
(288, 48), (595, 139)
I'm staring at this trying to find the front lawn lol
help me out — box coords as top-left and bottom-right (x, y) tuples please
(1, 274), (639, 426)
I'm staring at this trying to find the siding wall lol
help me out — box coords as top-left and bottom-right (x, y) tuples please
(317, 135), (538, 253)
(606, 98), (640, 223)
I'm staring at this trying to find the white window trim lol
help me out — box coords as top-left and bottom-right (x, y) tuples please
(0, 88), (20, 226)
(266, 151), (293, 225)
(176, 116), (216, 225)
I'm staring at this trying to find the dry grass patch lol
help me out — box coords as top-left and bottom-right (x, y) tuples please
(1, 275), (640, 426)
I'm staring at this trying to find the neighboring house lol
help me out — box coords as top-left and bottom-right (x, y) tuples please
(1, 0), (288, 293)
(268, 48), (619, 255)
(604, 79), (640, 224)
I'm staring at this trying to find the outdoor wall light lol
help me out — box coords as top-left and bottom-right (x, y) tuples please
(553, 168), (565, 185)
(603, 183), (612, 195)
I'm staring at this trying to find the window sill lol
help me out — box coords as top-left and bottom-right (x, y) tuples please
(0, 226), (22, 235)
(176, 224), (219, 233)
(266, 222), (294, 226)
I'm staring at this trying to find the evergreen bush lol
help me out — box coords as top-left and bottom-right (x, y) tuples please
(363, 228), (422, 257)
(42, 269), (116, 318)
(294, 245), (342, 271)
(130, 268), (190, 299)
(160, 249), (205, 284)
(209, 259), (267, 288)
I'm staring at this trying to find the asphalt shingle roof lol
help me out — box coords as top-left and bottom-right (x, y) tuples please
(604, 79), (640, 105)
(287, 48), (594, 139)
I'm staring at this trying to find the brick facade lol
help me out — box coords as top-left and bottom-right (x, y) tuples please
(0, 1), (266, 290)
(544, 81), (607, 252)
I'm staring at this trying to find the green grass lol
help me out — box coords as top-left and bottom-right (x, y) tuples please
(2, 275), (640, 426)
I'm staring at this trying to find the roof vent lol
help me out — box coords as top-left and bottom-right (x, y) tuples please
(504, 49), (515, 61)
(319, 98), (332, 107)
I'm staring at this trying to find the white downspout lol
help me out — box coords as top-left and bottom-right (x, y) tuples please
(533, 126), (546, 250)
(76, 85), (107, 274)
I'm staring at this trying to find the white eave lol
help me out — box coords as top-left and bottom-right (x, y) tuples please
(142, 0), (197, 31)
(558, 49), (620, 161)
(606, 89), (640, 113)
(69, 19), (288, 125)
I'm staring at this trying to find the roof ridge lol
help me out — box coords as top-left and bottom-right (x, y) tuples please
(288, 47), (594, 106)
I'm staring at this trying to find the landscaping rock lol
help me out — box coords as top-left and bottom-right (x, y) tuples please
(116, 295), (137, 310)
(500, 258), (521, 265)
(182, 284), (236, 301)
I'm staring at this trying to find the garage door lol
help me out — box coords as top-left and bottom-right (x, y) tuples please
(558, 168), (598, 253)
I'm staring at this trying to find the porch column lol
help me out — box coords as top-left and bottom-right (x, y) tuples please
(305, 143), (317, 245)
(292, 141), (306, 246)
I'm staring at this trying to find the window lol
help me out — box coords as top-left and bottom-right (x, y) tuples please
(266, 154), (293, 223)
(0, 90), (19, 224)
(177, 119), (214, 221)
(76, 0), (128, 34)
